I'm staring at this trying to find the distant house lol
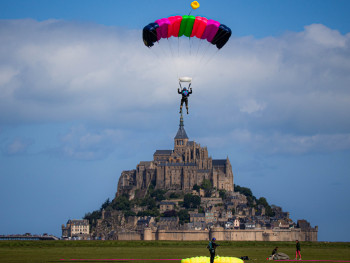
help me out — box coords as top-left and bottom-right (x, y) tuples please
(159, 201), (176, 213)
(158, 217), (179, 230)
(61, 219), (89, 240)
(136, 216), (154, 231)
(190, 213), (206, 223)
(245, 222), (256, 229)
(234, 218), (240, 229)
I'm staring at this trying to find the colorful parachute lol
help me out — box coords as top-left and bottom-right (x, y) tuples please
(181, 256), (244, 263)
(143, 15), (231, 49)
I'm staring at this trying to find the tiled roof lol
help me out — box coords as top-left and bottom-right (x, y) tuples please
(212, 159), (227, 166)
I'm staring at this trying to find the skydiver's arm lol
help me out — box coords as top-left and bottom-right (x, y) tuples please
(178, 88), (181, 94)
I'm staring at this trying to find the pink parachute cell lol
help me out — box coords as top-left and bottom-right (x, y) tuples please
(191, 16), (208, 38)
(201, 19), (220, 42)
(155, 18), (170, 40)
(168, 16), (182, 38)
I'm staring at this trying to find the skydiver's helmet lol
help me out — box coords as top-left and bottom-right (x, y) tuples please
(212, 237), (216, 241)
(183, 87), (187, 91)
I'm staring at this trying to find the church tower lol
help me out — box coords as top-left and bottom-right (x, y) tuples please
(174, 113), (188, 153)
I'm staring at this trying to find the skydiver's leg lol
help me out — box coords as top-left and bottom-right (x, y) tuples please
(210, 251), (215, 263)
(185, 99), (189, 114)
(180, 99), (185, 113)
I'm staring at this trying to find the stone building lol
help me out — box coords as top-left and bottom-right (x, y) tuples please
(159, 201), (176, 213)
(61, 219), (89, 239)
(117, 114), (234, 199)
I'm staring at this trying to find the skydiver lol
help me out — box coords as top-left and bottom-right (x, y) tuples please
(178, 82), (192, 114)
(207, 237), (220, 263)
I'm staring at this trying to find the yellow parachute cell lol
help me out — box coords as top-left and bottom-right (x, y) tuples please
(191, 1), (200, 9)
(183, 257), (243, 263)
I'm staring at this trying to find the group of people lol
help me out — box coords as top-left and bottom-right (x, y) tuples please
(207, 238), (302, 261)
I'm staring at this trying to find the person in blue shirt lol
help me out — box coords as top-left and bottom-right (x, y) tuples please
(178, 82), (192, 114)
(207, 237), (220, 263)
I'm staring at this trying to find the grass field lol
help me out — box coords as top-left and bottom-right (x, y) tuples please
(0, 241), (349, 263)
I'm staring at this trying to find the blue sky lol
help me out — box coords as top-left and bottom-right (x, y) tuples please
(0, 0), (350, 242)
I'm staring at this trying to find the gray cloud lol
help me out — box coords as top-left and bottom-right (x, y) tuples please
(1, 20), (349, 156)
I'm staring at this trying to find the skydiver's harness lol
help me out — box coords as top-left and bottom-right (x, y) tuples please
(178, 83), (192, 113)
(207, 241), (216, 253)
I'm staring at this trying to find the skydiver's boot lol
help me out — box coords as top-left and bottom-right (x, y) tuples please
(179, 106), (182, 114)
(186, 107), (189, 114)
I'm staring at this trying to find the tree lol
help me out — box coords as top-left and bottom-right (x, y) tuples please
(124, 210), (136, 217)
(201, 179), (213, 197)
(84, 210), (101, 228)
(169, 192), (180, 199)
(234, 184), (257, 207)
(183, 194), (201, 209)
(111, 195), (130, 211)
(192, 184), (200, 192)
(257, 197), (268, 207)
(100, 198), (111, 211)
(151, 189), (166, 202)
(219, 189), (227, 200)
(162, 210), (177, 217)
(141, 197), (157, 210)
(178, 209), (190, 224)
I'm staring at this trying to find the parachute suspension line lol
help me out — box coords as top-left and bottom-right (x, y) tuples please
(191, 41), (214, 81)
(198, 31), (233, 70)
(167, 38), (179, 80)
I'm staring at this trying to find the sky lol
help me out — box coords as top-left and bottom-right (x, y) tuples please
(0, 0), (349, 242)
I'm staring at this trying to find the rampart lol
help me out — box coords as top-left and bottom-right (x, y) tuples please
(115, 227), (317, 241)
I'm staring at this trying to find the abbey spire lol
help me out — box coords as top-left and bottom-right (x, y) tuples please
(174, 113), (188, 150)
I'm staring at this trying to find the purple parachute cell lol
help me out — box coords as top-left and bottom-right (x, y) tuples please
(201, 19), (220, 42)
(155, 18), (170, 40)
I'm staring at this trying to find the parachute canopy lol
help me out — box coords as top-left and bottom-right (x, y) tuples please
(181, 256), (244, 263)
(143, 15), (231, 49)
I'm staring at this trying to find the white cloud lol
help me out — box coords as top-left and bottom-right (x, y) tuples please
(1, 19), (350, 156)
(3, 138), (32, 155)
(55, 125), (125, 160)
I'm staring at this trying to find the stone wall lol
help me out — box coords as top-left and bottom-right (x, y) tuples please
(116, 227), (317, 241)
(210, 227), (318, 241)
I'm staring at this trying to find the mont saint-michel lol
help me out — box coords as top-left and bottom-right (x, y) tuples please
(62, 115), (318, 241)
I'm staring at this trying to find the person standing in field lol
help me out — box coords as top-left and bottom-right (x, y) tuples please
(295, 240), (302, 260)
(207, 237), (220, 263)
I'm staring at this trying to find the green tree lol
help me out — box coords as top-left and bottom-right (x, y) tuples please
(192, 184), (200, 192)
(178, 209), (190, 224)
(124, 210), (136, 217)
(141, 197), (157, 210)
(84, 210), (101, 228)
(169, 192), (180, 199)
(111, 195), (130, 211)
(201, 179), (213, 197)
(151, 189), (166, 202)
(100, 198), (111, 211)
(219, 189), (227, 200)
(162, 210), (177, 217)
(183, 194), (201, 209)
(257, 197), (268, 207)
(231, 208), (235, 215)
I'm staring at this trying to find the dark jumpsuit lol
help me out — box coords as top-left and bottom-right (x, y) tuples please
(178, 85), (192, 112)
(207, 241), (219, 263)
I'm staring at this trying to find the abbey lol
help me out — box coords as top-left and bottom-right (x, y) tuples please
(117, 115), (234, 199)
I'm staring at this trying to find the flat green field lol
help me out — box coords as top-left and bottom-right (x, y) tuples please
(0, 241), (349, 263)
